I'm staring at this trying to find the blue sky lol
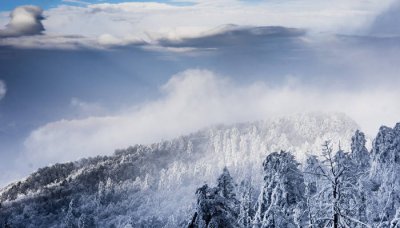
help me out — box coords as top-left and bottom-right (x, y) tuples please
(1, 0), (175, 10)
(3, 0), (74, 10)
(0, 0), (400, 187)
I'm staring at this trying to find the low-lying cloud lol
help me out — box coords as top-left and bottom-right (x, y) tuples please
(22, 69), (400, 169)
(0, 5), (44, 37)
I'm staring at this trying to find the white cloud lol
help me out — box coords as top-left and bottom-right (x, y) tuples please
(0, 5), (44, 37)
(22, 69), (400, 168)
(97, 33), (145, 47)
(43, 0), (399, 37)
(70, 98), (105, 116)
(0, 0), (396, 48)
(0, 80), (6, 100)
(0, 34), (98, 49)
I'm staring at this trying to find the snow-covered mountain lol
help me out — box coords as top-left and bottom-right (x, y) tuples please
(0, 113), (359, 227)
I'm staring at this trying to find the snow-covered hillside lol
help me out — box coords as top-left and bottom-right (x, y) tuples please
(0, 113), (359, 227)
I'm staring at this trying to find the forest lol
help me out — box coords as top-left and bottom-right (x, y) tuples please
(1, 115), (399, 228)
(189, 130), (387, 227)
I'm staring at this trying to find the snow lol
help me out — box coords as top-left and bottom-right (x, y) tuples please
(0, 112), (363, 227)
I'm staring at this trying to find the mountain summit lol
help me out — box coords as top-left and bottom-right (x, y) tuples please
(0, 113), (359, 227)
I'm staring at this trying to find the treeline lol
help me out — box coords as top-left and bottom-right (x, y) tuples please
(187, 128), (400, 227)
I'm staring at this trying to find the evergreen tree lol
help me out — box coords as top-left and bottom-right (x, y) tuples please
(188, 167), (240, 228)
(64, 199), (77, 228)
(78, 213), (95, 228)
(238, 180), (255, 228)
(253, 151), (306, 228)
(342, 131), (371, 227)
(351, 130), (370, 171)
(217, 167), (237, 201)
(366, 124), (400, 227)
(303, 155), (325, 227)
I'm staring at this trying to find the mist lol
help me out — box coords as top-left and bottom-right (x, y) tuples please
(20, 67), (400, 170)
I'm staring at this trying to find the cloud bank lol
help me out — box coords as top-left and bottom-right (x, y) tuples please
(0, 0), (395, 48)
(157, 25), (305, 48)
(22, 69), (400, 169)
(0, 6), (44, 37)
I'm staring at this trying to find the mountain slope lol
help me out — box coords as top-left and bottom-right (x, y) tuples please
(0, 113), (359, 227)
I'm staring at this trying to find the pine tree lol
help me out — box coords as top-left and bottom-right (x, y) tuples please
(217, 167), (237, 201)
(78, 213), (95, 228)
(351, 130), (370, 171)
(344, 130), (371, 227)
(64, 199), (77, 228)
(303, 155), (325, 227)
(188, 167), (240, 228)
(367, 124), (400, 227)
(238, 180), (255, 228)
(253, 151), (306, 228)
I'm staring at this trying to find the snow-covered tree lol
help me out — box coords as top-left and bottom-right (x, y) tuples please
(253, 151), (306, 228)
(188, 184), (239, 228)
(217, 167), (237, 201)
(238, 180), (255, 228)
(305, 140), (371, 228)
(78, 213), (95, 228)
(303, 155), (326, 227)
(188, 167), (240, 228)
(351, 130), (370, 171)
(345, 130), (371, 227)
(64, 199), (77, 228)
(366, 124), (400, 227)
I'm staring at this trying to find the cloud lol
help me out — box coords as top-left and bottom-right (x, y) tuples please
(368, 1), (400, 36)
(0, 0), (395, 48)
(0, 80), (6, 100)
(22, 69), (400, 168)
(97, 33), (147, 47)
(70, 97), (105, 117)
(0, 24), (303, 50)
(0, 6), (44, 37)
(157, 25), (305, 48)
(3, 1), (400, 184)
(0, 35), (97, 49)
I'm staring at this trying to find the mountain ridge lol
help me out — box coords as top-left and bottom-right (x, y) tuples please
(0, 112), (361, 227)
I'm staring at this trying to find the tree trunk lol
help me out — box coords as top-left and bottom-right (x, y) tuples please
(333, 183), (339, 228)
(333, 213), (339, 228)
